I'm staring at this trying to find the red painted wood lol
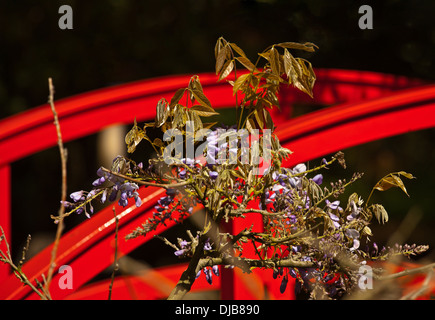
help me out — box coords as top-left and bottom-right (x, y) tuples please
(0, 165), (11, 281)
(277, 85), (435, 167)
(0, 69), (430, 299)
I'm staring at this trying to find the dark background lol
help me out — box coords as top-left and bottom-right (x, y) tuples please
(1, 0), (435, 285)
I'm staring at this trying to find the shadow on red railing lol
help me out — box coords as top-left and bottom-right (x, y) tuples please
(0, 69), (434, 299)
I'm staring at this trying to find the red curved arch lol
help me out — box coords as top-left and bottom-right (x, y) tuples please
(0, 69), (432, 299)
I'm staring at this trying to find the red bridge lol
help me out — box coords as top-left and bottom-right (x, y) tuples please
(0, 69), (434, 299)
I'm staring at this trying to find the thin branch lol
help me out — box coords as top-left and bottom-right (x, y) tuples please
(376, 262), (435, 281)
(195, 256), (315, 275)
(18, 234), (31, 268)
(167, 236), (207, 300)
(100, 166), (192, 189)
(0, 226), (49, 300)
(154, 235), (180, 251)
(108, 207), (120, 300)
(45, 77), (68, 291)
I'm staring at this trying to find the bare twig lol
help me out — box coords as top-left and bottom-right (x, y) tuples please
(376, 262), (435, 281)
(108, 207), (120, 300)
(100, 166), (192, 189)
(18, 234), (31, 268)
(45, 77), (68, 292)
(0, 226), (49, 300)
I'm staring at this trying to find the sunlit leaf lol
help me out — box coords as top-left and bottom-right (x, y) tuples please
(362, 226), (373, 237)
(232, 73), (251, 95)
(155, 98), (169, 128)
(246, 117), (256, 133)
(373, 172), (415, 197)
(254, 108), (264, 129)
(235, 56), (257, 72)
(170, 88), (186, 108)
(277, 42), (318, 52)
(125, 118), (145, 153)
(269, 47), (281, 77)
(190, 109), (203, 131)
(202, 122), (218, 130)
(229, 42), (247, 57)
(283, 48), (293, 79)
(263, 108), (274, 130)
(218, 60), (234, 81)
(190, 104), (219, 117)
(172, 104), (186, 128)
(153, 138), (164, 148)
(190, 88), (212, 109)
(370, 204), (389, 224)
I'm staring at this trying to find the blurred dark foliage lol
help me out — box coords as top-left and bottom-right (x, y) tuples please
(1, 0), (434, 271)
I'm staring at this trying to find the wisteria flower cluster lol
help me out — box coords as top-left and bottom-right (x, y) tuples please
(61, 38), (428, 300)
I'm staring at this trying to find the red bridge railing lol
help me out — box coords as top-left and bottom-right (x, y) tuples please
(0, 69), (432, 299)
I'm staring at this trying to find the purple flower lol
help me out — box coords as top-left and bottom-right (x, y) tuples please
(100, 189), (107, 204)
(209, 171), (218, 179)
(133, 191), (142, 207)
(273, 269), (279, 279)
(293, 163), (307, 174)
(346, 201), (360, 221)
(326, 199), (341, 210)
(92, 176), (106, 187)
(118, 192), (128, 207)
(345, 228), (360, 239)
(212, 265), (219, 277)
(109, 186), (119, 202)
(70, 191), (86, 202)
(288, 214), (297, 224)
(203, 239), (212, 251)
(204, 268), (213, 285)
(312, 174), (323, 185)
(280, 276), (288, 294)
(328, 212), (341, 229)
(174, 249), (186, 256)
(155, 205), (165, 212)
(60, 201), (74, 210)
(158, 196), (172, 207)
(178, 168), (187, 179)
(166, 188), (177, 197)
(349, 238), (360, 251)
